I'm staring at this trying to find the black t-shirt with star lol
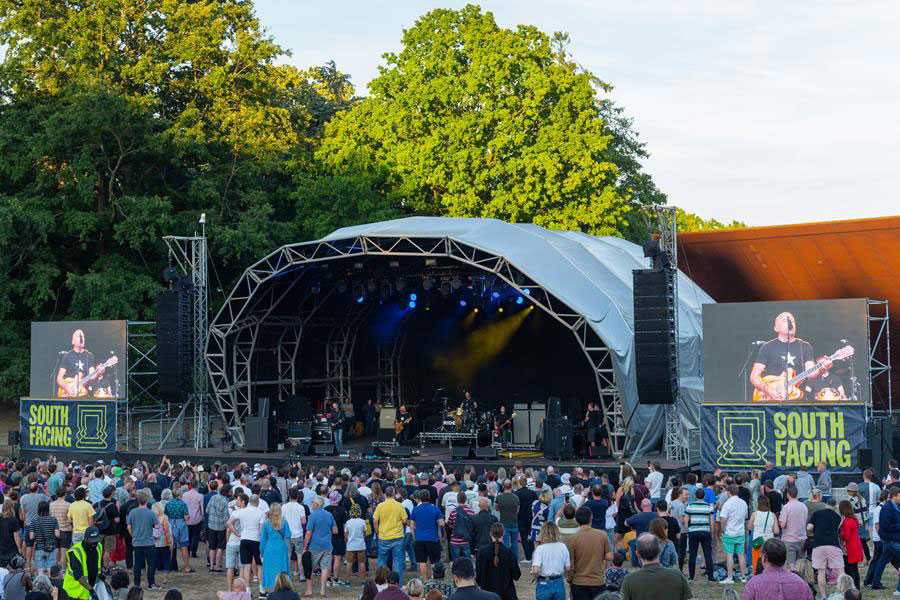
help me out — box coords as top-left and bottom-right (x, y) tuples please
(755, 338), (814, 378)
(60, 350), (95, 380)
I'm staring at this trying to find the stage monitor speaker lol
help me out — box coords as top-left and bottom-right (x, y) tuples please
(451, 446), (472, 459)
(475, 447), (497, 459)
(633, 268), (677, 404)
(859, 448), (873, 471)
(244, 415), (274, 452)
(291, 439), (311, 456)
(314, 443), (335, 456)
(389, 446), (412, 458)
(156, 288), (193, 401)
(7, 430), (20, 446)
(543, 418), (573, 460)
(379, 407), (396, 428)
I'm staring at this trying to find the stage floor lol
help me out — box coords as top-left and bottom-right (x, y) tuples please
(22, 437), (695, 477)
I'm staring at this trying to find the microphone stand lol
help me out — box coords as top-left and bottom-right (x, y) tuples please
(738, 343), (757, 403)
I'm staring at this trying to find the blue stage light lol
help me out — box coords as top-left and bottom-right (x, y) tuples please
(516, 296), (524, 305)
(523, 288), (531, 296)
(408, 301), (417, 309)
(491, 291), (500, 299)
(460, 300), (467, 307)
(410, 293), (418, 301)
(356, 296), (365, 304)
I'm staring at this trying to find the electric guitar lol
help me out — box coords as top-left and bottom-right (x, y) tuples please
(57, 356), (119, 398)
(752, 345), (854, 402)
(394, 415), (413, 435)
(494, 412), (517, 436)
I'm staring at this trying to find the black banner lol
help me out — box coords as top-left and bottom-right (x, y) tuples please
(701, 403), (867, 473)
(20, 398), (116, 453)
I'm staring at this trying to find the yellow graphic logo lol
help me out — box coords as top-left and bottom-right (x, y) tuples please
(716, 409), (767, 468)
(75, 405), (108, 450)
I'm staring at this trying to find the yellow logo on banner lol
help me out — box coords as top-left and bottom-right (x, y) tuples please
(715, 410), (767, 468)
(27, 404), (72, 447)
(75, 405), (108, 449)
(773, 411), (851, 468)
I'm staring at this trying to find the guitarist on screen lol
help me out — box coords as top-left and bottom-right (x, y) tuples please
(750, 312), (830, 402)
(56, 329), (105, 399)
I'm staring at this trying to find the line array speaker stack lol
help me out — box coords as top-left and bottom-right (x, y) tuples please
(865, 416), (893, 474)
(156, 281), (194, 402)
(633, 268), (678, 404)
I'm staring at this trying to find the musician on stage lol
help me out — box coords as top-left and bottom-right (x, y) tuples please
(394, 404), (412, 445)
(56, 329), (104, 398)
(329, 400), (346, 453)
(582, 402), (606, 458)
(494, 405), (513, 447)
(750, 312), (828, 401)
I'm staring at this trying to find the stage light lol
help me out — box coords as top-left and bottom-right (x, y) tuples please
(459, 300), (467, 307)
(356, 296), (365, 304)
(491, 291), (500, 299)
(523, 288), (531, 296)
(474, 308), (479, 314)
(499, 307), (505, 313)
(410, 293), (418, 301)
(408, 301), (417, 309)
(516, 296), (524, 305)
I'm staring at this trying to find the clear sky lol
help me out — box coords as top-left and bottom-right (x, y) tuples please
(254, 1), (900, 226)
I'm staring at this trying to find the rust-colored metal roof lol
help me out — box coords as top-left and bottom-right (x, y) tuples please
(679, 215), (900, 407)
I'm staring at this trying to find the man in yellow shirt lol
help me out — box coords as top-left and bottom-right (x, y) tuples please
(67, 487), (94, 543)
(373, 485), (408, 584)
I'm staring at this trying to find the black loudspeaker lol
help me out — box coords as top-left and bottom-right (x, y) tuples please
(388, 446), (412, 458)
(7, 430), (20, 446)
(314, 443), (335, 456)
(377, 407), (397, 442)
(858, 448), (873, 471)
(633, 269), (678, 404)
(281, 395), (314, 421)
(866, 416), (893, 475)
(451, 446), (472, 459)
(543, 418), (573, 460)
(475, 447), (497, 459)
(156, 285), (194, 402)
(244, 415), (275, 452)
(547, 397), (562, 420)
(291, 439), (311, 456)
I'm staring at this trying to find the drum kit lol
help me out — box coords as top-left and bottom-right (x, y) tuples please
(438, 397), (492, 433)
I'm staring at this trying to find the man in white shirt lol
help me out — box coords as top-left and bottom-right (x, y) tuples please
(718, 484), (748, 584)
(227, 493), (266, 585)
(282, 488), (309, 580)
(645, 462), (664, 506)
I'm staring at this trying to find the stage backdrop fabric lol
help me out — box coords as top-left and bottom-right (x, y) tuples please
(20, 398), (116, 453)
(700, 403), (866, 473)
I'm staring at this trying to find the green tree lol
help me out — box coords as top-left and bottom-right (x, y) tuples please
(319, 4), (642, 235)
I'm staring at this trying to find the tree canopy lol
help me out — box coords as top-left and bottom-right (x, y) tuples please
(0, 1), (735, 399)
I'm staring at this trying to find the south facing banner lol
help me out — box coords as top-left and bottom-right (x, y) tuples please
(701, 403), (866, 473)
(20, 397), (116, 453)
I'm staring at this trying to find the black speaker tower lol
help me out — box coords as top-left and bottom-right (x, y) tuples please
(156, 280), (194, 402)
(633, 268), (678, 404)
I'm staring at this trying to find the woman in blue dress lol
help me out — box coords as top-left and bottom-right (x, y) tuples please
(260, 503), (292, 595)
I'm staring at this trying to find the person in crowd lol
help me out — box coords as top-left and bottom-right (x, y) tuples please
(620, 533), (691, 600)
(648, 518), (677, 569)
(110, 569), (131, 600)
(448, 492), (475, 561)
(30, 501), (59, 576)
(683, 488), (714, 582)
(205, 481), (230, 573)
(304, 496), (337, 598)
(423, 561), (454, 599)
(126, 587), (144, 600)
(604, 551), (628, 592)
(267, 572), (300, 600)
(62, 527), (102, 600)
(718, 483), (749, 583)
(530, 522), (569, 600)
(448, 557), (498, 600)
(494, 481), (520, 561)
(361, 581), (380, 600)
(410, 490), (444, 579)
(151, 500), (172, 573)
(845, 482), (871, 568)
(471, 497), (497, 553)
(778, 485), (808, 568)
(345, 503), (369, 582)
(567, 506), (611, 600)
(807, 498), (844, 599)
(513, 477), (537, 561)
(4, 555), (33, 600)
(554, 504), (579, 544)
(475, 523), (519, 600)
(747, 494), (779, 575)
(164, 487), (192, 573)
(67, 488), (94, 545)
(126, 491), (159, 590)
(49, 491), (72, 570)
(375, 571), (411, 600)
(817, 463), (833, 503)
(741, 538), (813, 600)
(644, 462), (664, 508)
(260, 503), (291, 596)
(837, 500), (863, 590)
(859, 469), (881, 561)
(614, 479), (638, 552)
(404, 579), (424, 600)
(374, 486), (408, 584)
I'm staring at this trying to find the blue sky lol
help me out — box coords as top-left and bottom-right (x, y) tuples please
(255, 1), (900, 226)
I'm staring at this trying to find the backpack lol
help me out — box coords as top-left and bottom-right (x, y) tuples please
(453, 506), (473, 542)
(92, 501), (111, 531)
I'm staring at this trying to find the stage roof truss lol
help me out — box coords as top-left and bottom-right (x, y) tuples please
(207, 233), (629, 453)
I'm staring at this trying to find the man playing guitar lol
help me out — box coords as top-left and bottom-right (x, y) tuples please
(56, 329), (107, 399)
(750, 312), (829, 401)
(493, 405), (514, 447)
(329, 401), (346, 453)
(394, 404), (412, 445)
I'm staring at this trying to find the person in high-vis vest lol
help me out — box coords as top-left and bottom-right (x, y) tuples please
(64, 526), (103, 600)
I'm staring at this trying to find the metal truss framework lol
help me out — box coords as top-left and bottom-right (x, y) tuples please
(377, 331), (407, 407)
(207, 235), (628, 453)
(122, 321), (161, 450)
(868, 299), (892, 418)
(324, 303), (372, 406)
